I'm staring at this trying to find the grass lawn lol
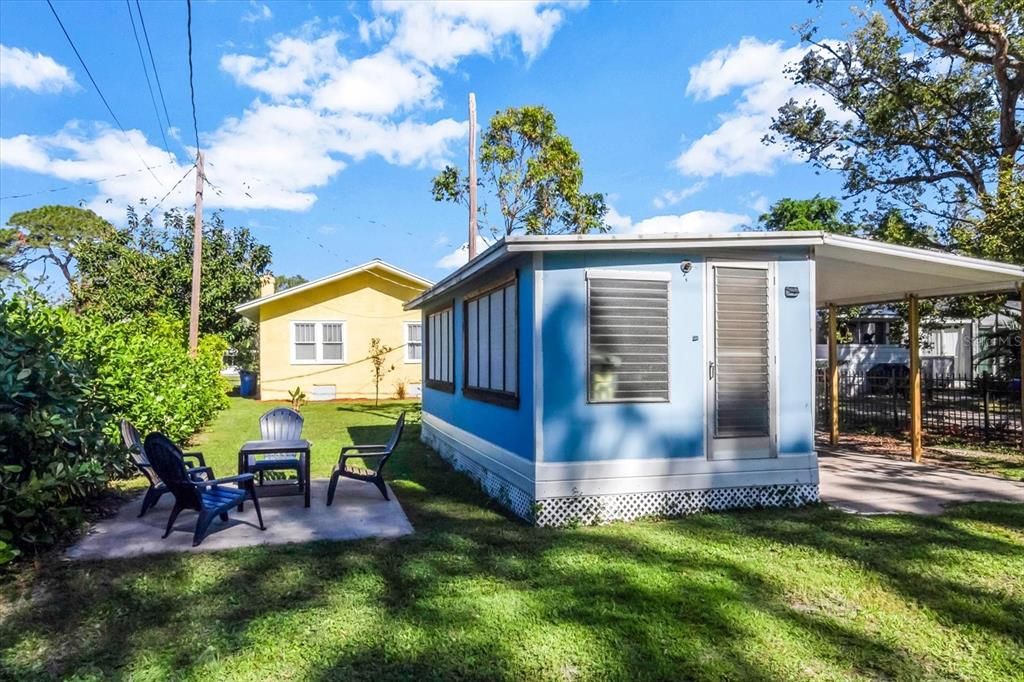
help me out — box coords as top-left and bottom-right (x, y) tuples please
(2, 397), (1023, 681)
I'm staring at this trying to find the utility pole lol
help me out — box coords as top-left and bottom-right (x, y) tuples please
(467, 92), (478, 261)
(188, 150), (204, 356)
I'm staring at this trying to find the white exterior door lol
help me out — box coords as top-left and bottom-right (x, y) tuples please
(706, 261), (776, 460)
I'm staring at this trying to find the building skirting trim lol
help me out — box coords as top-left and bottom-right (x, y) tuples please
(421, 414), (819, 527)
(421, 419), (535, 521)
(534, 484), (819, 527)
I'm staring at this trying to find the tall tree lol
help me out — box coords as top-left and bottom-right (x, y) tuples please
(757, 195), (858, 233)
(275, 274), (308, 291)
(2, 205), (114, 290)
(73, 206), (272, 348)
(432, 105), (609, 236)
(769, 0), (1022, 259)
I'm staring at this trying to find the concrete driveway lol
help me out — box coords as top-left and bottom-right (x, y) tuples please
(818, 449), (1024, 514)
(66, 478), (413, 560)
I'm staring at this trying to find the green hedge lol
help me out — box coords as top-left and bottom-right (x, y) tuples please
(0, 294), (228, 559)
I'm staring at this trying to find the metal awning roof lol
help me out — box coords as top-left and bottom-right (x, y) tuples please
(405, 231), (1023, 310)
(813, 234), (1023, 305)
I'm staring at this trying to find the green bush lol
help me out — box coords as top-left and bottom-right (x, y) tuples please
(0, 294), (229, 559)
(66, 315), (229, 444)
(0, 296), (116, 552)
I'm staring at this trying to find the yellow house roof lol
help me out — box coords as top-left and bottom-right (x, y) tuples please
(236, 259), (433, 321)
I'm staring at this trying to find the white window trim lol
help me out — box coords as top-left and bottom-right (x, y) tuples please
(290, 320), (347, 365)
(404, 320), (423, 364)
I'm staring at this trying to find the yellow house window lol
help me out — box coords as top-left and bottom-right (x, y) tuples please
(405, 322), (422, 363)
(291, 321), (346, 364)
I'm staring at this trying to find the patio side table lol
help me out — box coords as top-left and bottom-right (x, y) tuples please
(237, 439), (311, 508)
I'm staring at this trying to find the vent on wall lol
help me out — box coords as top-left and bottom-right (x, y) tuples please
(311, 384), (337, 401)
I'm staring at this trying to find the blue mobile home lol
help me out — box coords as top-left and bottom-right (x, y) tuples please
(405, 231), (1024, 525)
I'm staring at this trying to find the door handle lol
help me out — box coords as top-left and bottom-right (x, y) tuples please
(708, 361), (716, 380)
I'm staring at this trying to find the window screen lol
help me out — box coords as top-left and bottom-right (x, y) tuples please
(294, 323), (317, 361)
(588, 276), (669, 402)
(465, 279), (518, 400)
(321, 323), (345, 361)
(292, 322), (344, 363)
(426, 308), (454, 389)
(406, 322), (423, 361)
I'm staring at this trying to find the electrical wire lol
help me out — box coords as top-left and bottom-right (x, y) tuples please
(185, 0), (201, 153)
(45, 0), (164, 188)
(134, 0), (173, 131)
(0, 163), (176, 201)
(144, 164), (196, 220)
(125, 0), (172, 159)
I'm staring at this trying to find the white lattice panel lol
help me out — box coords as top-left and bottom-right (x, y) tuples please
(421, 426), (534, 521)
(534, 484), (819, 527)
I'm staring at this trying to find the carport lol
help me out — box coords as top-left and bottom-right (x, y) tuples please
(810, 233), (1024, 461)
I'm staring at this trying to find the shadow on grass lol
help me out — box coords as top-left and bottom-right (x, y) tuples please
(2, 410), (1023, 680)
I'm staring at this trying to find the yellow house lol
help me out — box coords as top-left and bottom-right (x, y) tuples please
(236, 259), (432, 401)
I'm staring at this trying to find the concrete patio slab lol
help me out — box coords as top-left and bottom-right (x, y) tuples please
(66, 478), (414, 560)
(818, 449), (1024, 514)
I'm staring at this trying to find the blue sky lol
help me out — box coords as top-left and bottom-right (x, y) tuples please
(0, 0), (855, 284)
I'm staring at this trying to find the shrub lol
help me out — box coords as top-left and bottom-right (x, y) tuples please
(0, 296), (116, 553)
(0, 294), (229, 558)
(64, 314), (229, 444)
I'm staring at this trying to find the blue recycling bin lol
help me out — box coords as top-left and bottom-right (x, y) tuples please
(239, 370), (257, 397)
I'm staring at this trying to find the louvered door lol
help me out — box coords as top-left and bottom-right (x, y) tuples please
(707, 262), (775, 459)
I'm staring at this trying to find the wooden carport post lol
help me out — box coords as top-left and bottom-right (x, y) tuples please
(907, 294), (923, 462)
(828, 303), (839, 446)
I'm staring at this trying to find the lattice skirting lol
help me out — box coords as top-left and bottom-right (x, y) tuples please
(421, 425), (534, 521)
(533, 484), (820, 527)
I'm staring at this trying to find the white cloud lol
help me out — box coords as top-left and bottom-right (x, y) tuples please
(675, 37), (845, 178)
(328, 114), (466, 166)
(749, 192), (771, 214)
(358, 16), (394, 44)
(630, 210), (750, 235)
(0, 124), (191, 220)
(605, 204), (749, 235)
(310, 51), (439, 115)
(6, 4), (577, 215)
(604, 205), (633, 232)
(220, 33), (344, 99)
(652, 181), (706, 209)
(0, 44), (77, 93)
(241, 1), (273, 23)
(436, 235), (492, 269)
(378, 1), (579, 68)
(685, 37), (804, 101)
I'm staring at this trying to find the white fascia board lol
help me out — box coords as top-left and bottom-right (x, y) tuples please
(236, 259), (432, 315)
(821, 234), (1024, 278)
(504, 232), (824, 253)
(404, 241), (510, 310)
(824, 279), (1024, 307)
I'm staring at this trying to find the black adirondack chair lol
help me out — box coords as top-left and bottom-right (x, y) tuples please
(143, 432), (266, 546)
(327, 411), (405, 504)
(120, 419), (211, 517)
(247, 407), (305, 485)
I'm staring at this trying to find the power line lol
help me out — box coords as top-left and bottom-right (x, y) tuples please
(134, 0), (173, 131)
(125, 0), (172, 159)
(185, 0), (200, 153)
(144, 164), (196, 221)
(0, 163), (177, 201)
(45, 0), (164, 188)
